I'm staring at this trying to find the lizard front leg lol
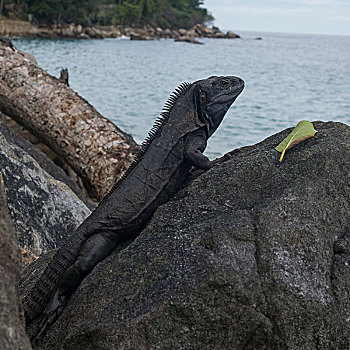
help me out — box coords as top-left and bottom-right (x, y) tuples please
(184, 130), (212, 170)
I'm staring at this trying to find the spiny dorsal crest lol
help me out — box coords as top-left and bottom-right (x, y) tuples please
(97, 81), (192, 208)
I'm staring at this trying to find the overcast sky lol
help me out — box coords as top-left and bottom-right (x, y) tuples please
(204, 0), (350, 36)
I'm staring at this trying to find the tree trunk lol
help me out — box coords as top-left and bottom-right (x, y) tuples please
(0, 44), (138, 200)
(0, 0), (4, 18)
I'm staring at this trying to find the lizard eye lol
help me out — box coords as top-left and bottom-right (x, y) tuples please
(201, 91), (207, 103)
(219, 78), (230, 88)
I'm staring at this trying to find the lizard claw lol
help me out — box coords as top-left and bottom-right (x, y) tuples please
(31, 291), (67, 342)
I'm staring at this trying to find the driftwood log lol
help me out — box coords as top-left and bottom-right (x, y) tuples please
(59, 68), (69, 86)
(0, 43), (138, 200)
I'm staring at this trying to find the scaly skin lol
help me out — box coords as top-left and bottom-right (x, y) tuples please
(22, 76), (245, 340)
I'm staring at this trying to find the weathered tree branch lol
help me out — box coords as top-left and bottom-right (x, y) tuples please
(0, 44), (138, 200)
(59, 68), (69, 86)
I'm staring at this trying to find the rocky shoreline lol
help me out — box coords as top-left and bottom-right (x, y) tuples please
(0, 19), (240, 41)
(1, 43), (350, 349)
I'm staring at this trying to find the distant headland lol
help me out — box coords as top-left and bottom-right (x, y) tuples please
(0, 0), (240, 41)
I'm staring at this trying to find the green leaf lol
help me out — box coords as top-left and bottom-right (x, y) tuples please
(275, 121), (317, 162)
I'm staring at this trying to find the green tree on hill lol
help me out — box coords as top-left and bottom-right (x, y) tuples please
(27, 0), (97, 25)
(6, 0), (213, 28)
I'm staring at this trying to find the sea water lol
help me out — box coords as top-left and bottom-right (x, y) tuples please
(13, 31), (350, 158)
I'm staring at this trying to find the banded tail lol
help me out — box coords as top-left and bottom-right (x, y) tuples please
(22, 232), (85, 322)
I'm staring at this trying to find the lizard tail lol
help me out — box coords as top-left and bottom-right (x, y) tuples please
(22, 231), (85, 322)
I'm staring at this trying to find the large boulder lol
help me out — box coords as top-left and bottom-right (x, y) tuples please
(0, 119), (91, 207)
(0, 173), (32, 350)
(0, 122), (90, 256)
(23, 122), (350, 349)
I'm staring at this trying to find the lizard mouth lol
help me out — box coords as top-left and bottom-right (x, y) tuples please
(228, 80), (245, 97)
(207, 84), (244, 107)
(209, 77), (245, 106)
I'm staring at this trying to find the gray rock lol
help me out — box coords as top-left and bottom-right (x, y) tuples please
(0, 173), (32, 350)
(174, 36), (204, 45)
(163, 28), (173, 38)
(84, 27), (104, 39)
(213, 31), (226, 39)
(0, 119), (92, 208)
(24, 122), (350, 349)
(226, 30), (240, 39)
(61, 26), (76, 38)
(75, 24), (83, 34)
(130, 32), (152, 41)
(0, 124), (90, 256)
(77, 33), (89, 40)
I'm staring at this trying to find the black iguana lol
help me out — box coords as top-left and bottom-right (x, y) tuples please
(22, 75), (244, 339)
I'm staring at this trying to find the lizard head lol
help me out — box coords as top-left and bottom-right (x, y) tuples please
(193, 76), (244, 137)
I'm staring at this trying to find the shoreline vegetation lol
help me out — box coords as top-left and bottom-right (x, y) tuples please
(0, 18), (240, 41)
(0, 0), (240, 41)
